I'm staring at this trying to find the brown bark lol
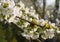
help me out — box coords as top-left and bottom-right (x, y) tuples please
(42, 0), (46, 19)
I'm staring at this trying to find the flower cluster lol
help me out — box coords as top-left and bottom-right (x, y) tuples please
(39, 19), (56, 39)
(0, 0), (60, 40)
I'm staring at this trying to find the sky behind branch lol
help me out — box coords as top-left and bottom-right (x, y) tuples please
(46, 0), (55, 5)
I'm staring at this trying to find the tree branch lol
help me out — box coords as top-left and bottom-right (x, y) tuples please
(16, 16), (43, 28)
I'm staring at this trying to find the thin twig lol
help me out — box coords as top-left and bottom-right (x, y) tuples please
(16, 16), (43, 28)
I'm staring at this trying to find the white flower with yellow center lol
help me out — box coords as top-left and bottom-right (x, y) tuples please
(13, 6), (22, 17)
(33, 14), (39, 19)
(8, 16), (19, 23)
(24, 22), (30, 27)
(1, 0), (15, 8)
(17, 1), (25, 9)
(39, 19), (45, 26)
(41, 29), (55, 39)
(25, 7), (30, 14)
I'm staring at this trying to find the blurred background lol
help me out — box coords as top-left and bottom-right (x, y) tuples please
(0, 0), (60, 42)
